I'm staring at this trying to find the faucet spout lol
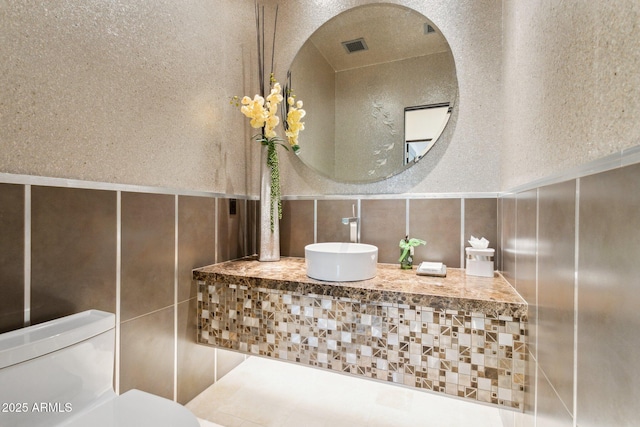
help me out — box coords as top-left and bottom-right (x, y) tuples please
(341, 204), (359, 243)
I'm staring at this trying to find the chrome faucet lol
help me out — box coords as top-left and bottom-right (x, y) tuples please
(341, 204), (359, 243)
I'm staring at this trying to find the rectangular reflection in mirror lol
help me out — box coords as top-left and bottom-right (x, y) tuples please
(404, 103), (451, 164)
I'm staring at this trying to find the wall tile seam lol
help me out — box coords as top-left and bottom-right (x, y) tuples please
(173, 195), (179, 402)
(572, 178), (580, 427)
(115, 191), (121, 394)
(283, 192), (500, 200)
(3, 142), (639, 201)
(119, 304), (176, 325)
(501, 145), (640, 195)
(537, 362), (574, 421)
(500, 179), (588, 424)
(0, 172), (255, 199)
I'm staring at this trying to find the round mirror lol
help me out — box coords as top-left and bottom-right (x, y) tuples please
(289, 4), (458, 183)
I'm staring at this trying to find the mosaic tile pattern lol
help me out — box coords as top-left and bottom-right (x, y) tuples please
(196, 260), (527, 410)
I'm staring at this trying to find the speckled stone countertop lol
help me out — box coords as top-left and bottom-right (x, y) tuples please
(194, 257), (527, 318)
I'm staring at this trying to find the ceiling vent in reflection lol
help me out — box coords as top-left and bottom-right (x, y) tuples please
(342, 38), (368, 54)
(424, 23), (436, 34)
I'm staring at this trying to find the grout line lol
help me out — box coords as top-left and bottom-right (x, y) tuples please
(0, 172), (246, 199)
(283, 192), (501, 200)
(514, 196), (518, 290)
(573, 179), (580, 426)
(119, 304), (176, 324)
(115, 191), (122, 394)
(534, 354), (538, 427)
(214, 198), (219, 264)
(460, 199), (465, 269)
(214, 349), (218, 383)
(357, 199), (362, 243)
(173, 195), (179, 402)
(23, 185), (31, 327)
(313, 199), (317, 243)
(244, 199), (249, 255)
(535, 188), (540, 363)
(405, 199), (410, 236)
(538, 363), (574, 420)
(499, 198), (503, 273)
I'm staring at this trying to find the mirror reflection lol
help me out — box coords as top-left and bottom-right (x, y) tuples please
(290, 4), (458, 183)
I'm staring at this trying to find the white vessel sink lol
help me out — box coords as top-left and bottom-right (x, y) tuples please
(305, 242), (378, 282)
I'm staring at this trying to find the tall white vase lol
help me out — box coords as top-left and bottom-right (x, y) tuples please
(259, 144), (280, 261)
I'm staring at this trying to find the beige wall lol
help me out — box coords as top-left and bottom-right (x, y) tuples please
(3, 0), (638, 195)
(1, 0), (257, 194)
(501, 0), (640, 190)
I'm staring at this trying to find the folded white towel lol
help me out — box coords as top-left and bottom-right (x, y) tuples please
(416, 262), (447, 277)
(418, 262), (443, 271)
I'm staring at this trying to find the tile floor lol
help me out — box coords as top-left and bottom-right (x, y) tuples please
(188, 356), (506, 427)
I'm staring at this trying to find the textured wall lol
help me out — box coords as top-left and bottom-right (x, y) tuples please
(0, 0), (257, 193)
(501, 0), (640, 190)
(269, 0), (503, 195)
(6, 1), (637, 196)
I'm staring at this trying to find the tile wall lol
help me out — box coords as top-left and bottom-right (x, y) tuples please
(499, 161), (640, 426)
(280, 197), (499, 270)
(0, 179), (253, 404)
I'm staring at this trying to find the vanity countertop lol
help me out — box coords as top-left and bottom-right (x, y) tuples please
(194, 257), (527, 318)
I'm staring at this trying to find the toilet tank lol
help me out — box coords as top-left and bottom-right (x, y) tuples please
(0, 310), (117, 427)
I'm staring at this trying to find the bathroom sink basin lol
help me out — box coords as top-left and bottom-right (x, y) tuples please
(305, 242), (378, 282)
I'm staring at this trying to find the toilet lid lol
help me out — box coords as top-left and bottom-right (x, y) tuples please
(60, 389), (200, 427)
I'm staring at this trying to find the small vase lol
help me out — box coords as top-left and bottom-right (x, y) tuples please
(259, 144), (280, 261)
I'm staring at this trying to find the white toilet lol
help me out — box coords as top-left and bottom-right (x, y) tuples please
(0, 310), (200, 427)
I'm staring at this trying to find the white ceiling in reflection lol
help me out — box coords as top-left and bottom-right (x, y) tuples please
(309, 4), (450, 72)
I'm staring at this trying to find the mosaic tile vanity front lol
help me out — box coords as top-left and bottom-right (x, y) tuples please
(194, 258), (527, 409)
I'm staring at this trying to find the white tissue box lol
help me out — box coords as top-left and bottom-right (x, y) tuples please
(465, 248), (495, 278)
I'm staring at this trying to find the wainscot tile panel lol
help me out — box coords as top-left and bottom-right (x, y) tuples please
(121, 192), (175, 322)
(536, 369), (573, 427)
(0, 183), (24, 332)
(280, 200), (314, 257)
(317, 199), (358, 243)
(178, 195), (216, 302)
(537, 180), (575, 412)
(361, 199), (406, 264)
(523, 347), (536, 427)
(577, 163), (640, 427)
(177, 298), (216, 404)
(409, 198), (462, 268)
(464, 198), (498, 269)
(514, 190), (537, 356)
(247, 200), (259, 257)
(120, 306), (175, 399)
(216, 349), (246, 381)
(218, 198), (248, 262)
(0, 173), (253, 408)
(31, 186), (117, 325)
(501, 195), (517, 286)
